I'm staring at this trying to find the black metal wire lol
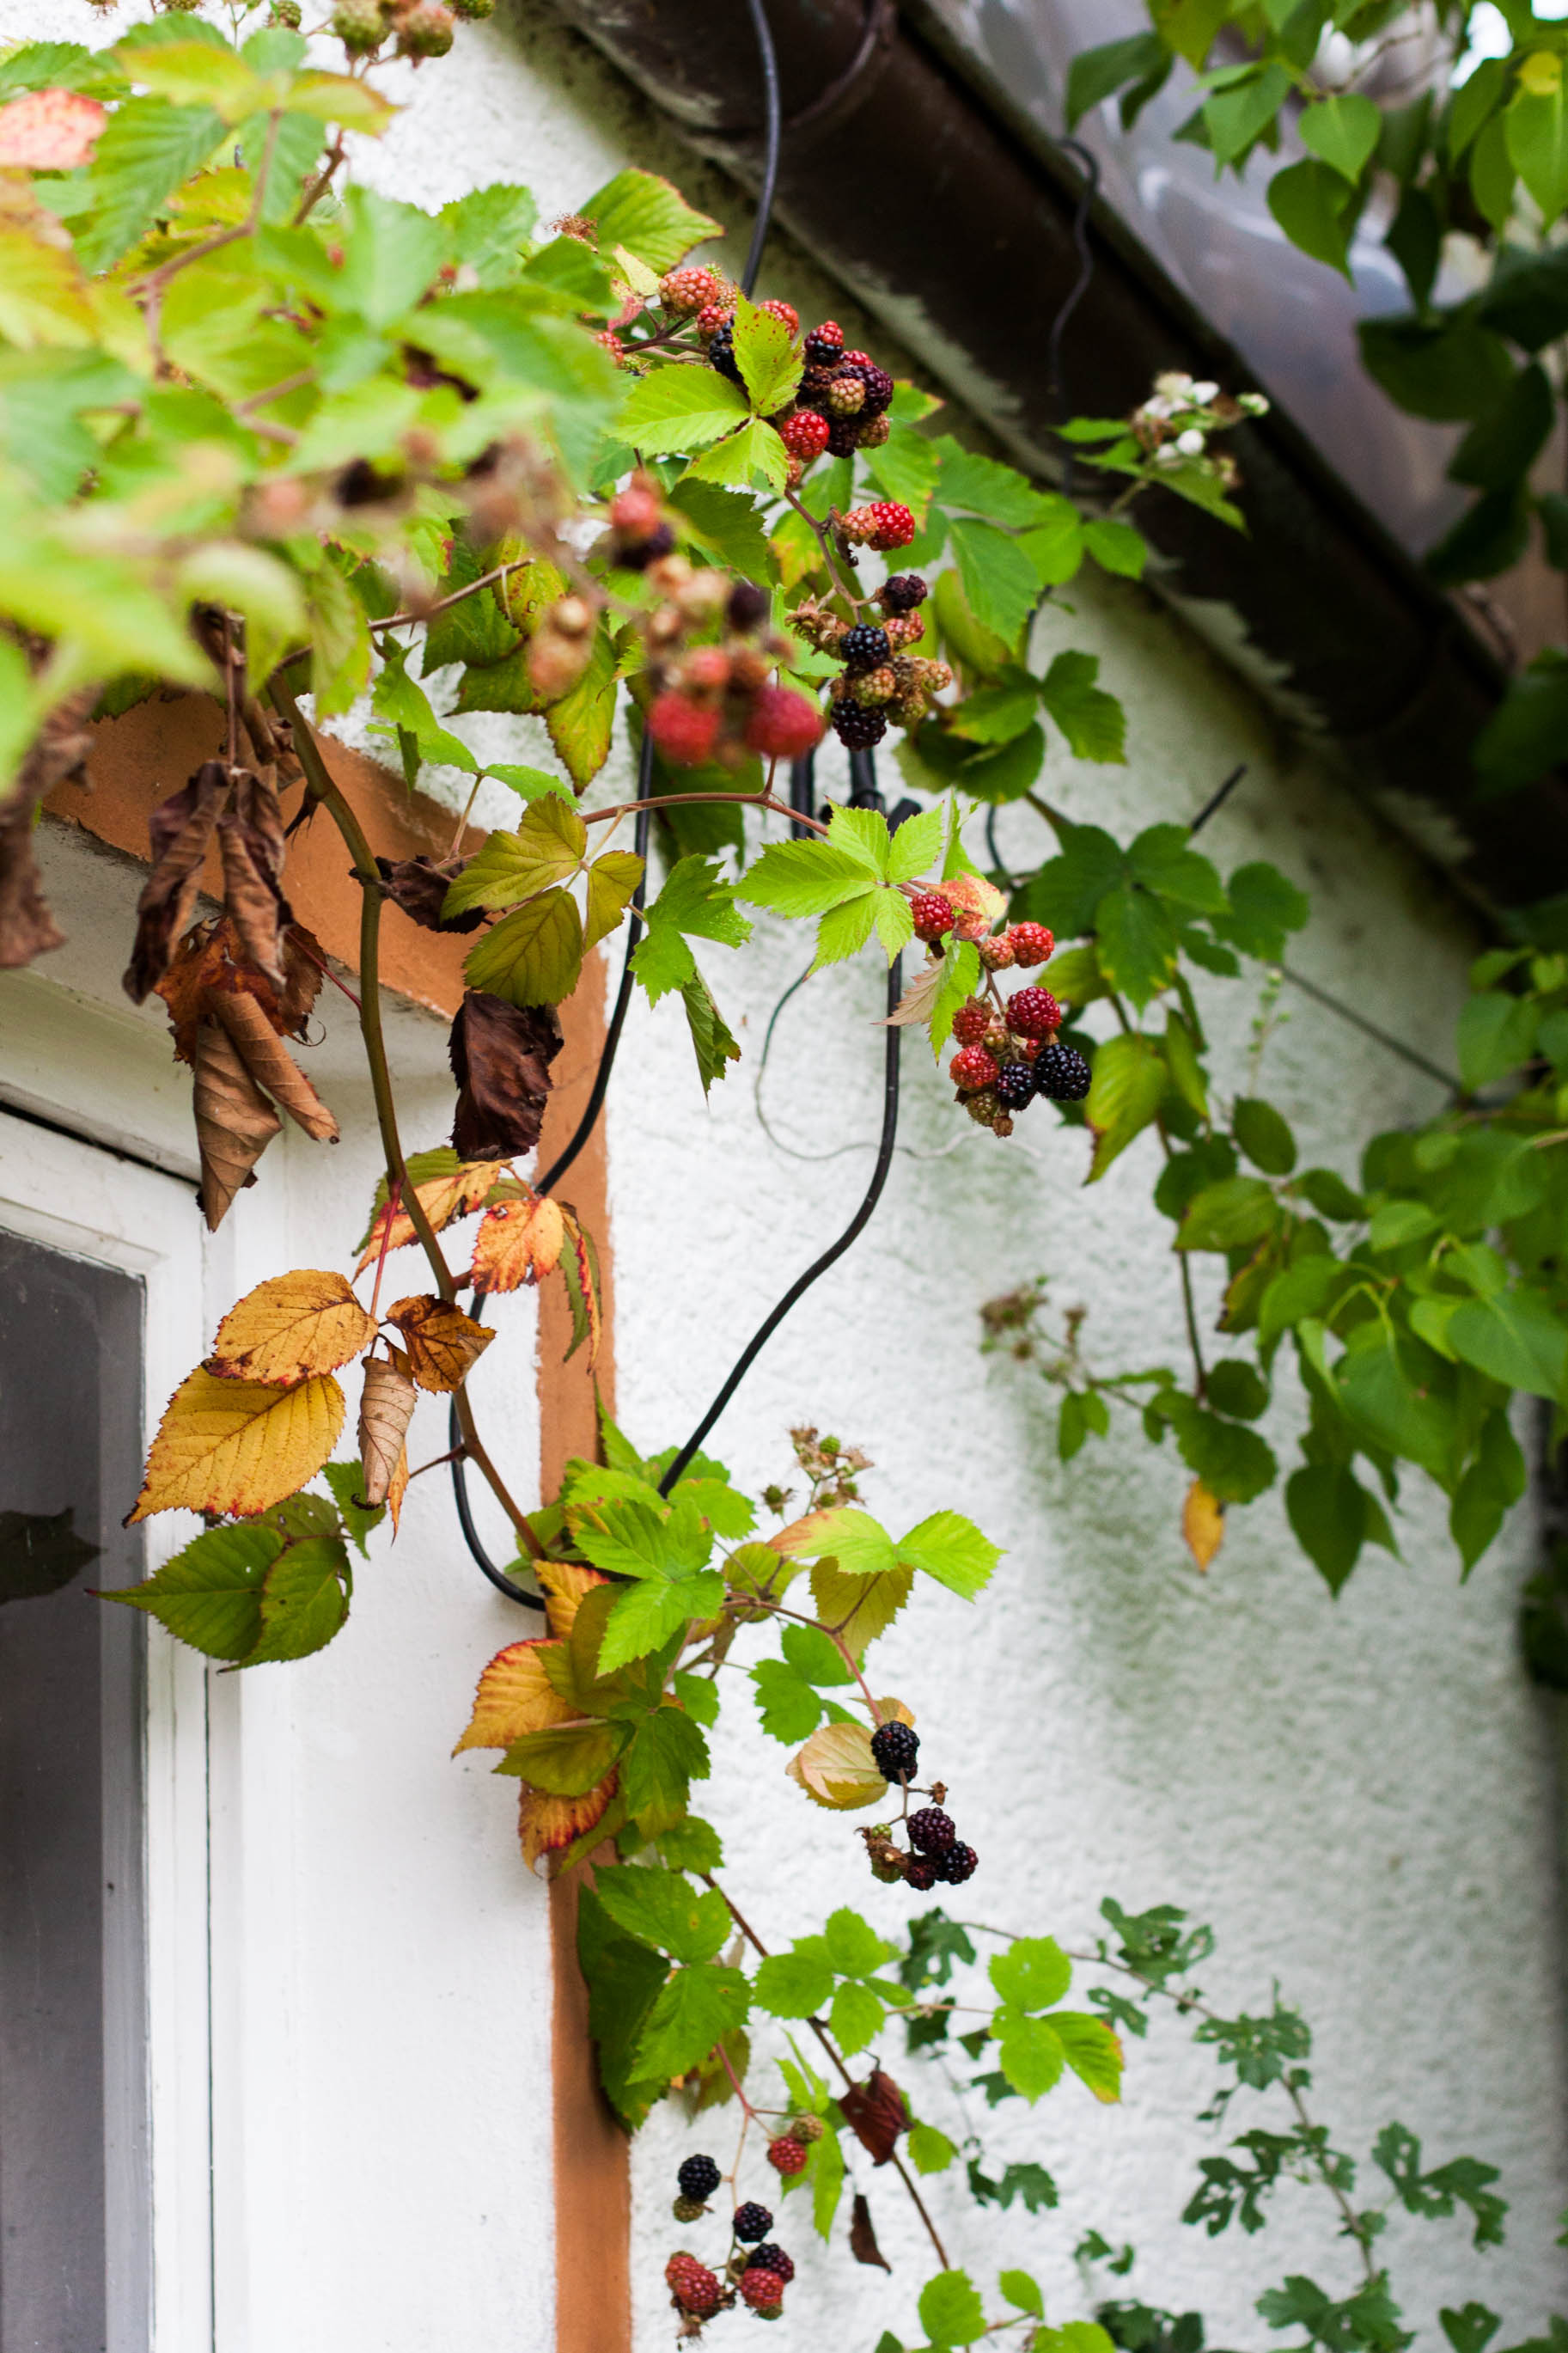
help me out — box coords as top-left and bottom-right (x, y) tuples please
(1046, 138), (1100, 498)
(1187, 762), (1247, 838)
(740, 0), (782, 299)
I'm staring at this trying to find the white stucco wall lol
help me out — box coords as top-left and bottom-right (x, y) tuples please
(4, 0), (1568, 2345)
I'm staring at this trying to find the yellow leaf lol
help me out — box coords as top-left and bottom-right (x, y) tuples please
(519, 1774), (617, 1872)
(1182, 1477), (1225, 1573)
(0, 223), (95, 347)
(808, 1560), (913, 1659)
(382, 1294), (494, 1392)
(470, 1193), (565, 1292)
(208, 1268), (376, 1385)
(353, 1161), (504, 1276)
(786, 1703), (914, 1811)
(584, 849), (644, 950)
(454, 1635), (570, 1754)
(128, 1367), (344, 1522)
(536, 1558), (610, 1641)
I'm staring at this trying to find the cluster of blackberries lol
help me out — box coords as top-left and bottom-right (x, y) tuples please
(666, 2148), (810, 2327)
(772, 320), (897, 471)
(791, 575), (953, 749)
(863, 1722), (979, 1892)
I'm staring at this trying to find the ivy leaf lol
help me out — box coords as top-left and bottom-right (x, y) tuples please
(633, 1961), (752, 2081)
(462, 888), (583, 1008)
(1040, 651), (1126, 762)
(618, 364), (751, 455)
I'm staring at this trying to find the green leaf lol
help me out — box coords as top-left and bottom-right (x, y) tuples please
(1450, 58), (1508, 161)
(684, 417), (789, 494)
(620, 1702), (711, 1834)
(583, 168), (723, 273)
(1451, 362), (1554, 492)
(1065, 31), (1167, 130)
(907, 2122), (958, 2174)
(101, 1521), (278, 1660)
(443, 797), (588, 915)
(462, 888), (583, 1007)
(1298, 90), (1381, 181)
(1215, 860), (1309, 958)
(1446, 1289), (1568, 1402)
(1233, 1096), (1296, 1175)
(1017, 502), (1086, 586)
(591, 1864), (730, 1963)
(936, 443), (1054, 528)
(754, 1945), (835, 2019)
(918, 2270), (988, 2350)
(989, 1936), (1071, 2012)
(1083, 516), (1147, 578)
(1206, 1358), (1268, 1420)
(1054, 2011), (1124, 2101)
(439, 182), (537, 286)
(1095, 885), (1178, 1007)
(1473, 650), (1568, 797)
(633, 1961), (751, 2081)
(1039, 650), (1126, 762)
(896, 1510), (1001, 1600)
(499, 1720), (627, 1794)
(1203, 60), (1292, 171)
(680, 970), (742, 1094)
(240, 1533), (350, 1665)
(1127, 824), (1227, 914)
(577, 1887), (668, 2126)
(619, 364), (751, 456)
(1085, 1033), (1166, 1179)
(1471, 111), (1518, 233)
(949, 517), (1040, 645)
(732, 292), (801, 415)
(75, 96), (225, 273)
(1266, 156), (1355, 277)
(1335, 1327), (1456, 1486)
(115, 32), (263, 124)
(810, 2118), (845, 2240)
(829, 1979), (886, 2055)
(585, 849), (644, 950)
(320, 1461), (386, 1557)
(1176, 1175), (1279, 1252)
(1000, 2269), (1044, 2316)
(667, 478), (776, 578)
(741, 839), (881, 918)
(751, 1658), (825, 1743)
(865, 424), (940, 525)
(782, 1622), (855, 1685)
(1509, 76), (1568, 224)
(547, 623), (620, 790)
(1286, 1464), (1380, 1594)
(1426, 485), (1531, 587)
(1457, 990), (1538, 1088)
(1357, 315), (1516, 424)
(996, 2013), (1066, 2100)
(1024, 822), (1126, 936)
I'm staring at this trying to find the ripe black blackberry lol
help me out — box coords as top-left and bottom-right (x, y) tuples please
(937, 1843), (978, 1885)
(750, 2244), (794, 2283)
(734, 2203), (773, 2245)
(1034, 1042), (1092, 1103)
(708, 325), (742, 385)
(906, 1855), (939, 1892)
(869, 1718), (918, 1783)
(841, 623), (891, 669)
(881, 573), (928, 614)
(727, 580), (769, 631)
(996, 1061), (1036, 1111)
(908, 1806), (955, 1855)
(859, 363), (895, 414)
(677, 2154), (722, 2202)
(826, 416), (863, 458)
(832, 700), (887, 749)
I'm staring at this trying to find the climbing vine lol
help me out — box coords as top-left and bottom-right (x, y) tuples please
(0, 0), (1561, 2344)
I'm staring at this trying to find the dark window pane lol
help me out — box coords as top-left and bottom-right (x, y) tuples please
(0, 1231), (149, 2353)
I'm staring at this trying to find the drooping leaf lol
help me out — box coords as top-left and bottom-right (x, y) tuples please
(129, 1368), (345, 1522)
(207, 1270), (375, 1386)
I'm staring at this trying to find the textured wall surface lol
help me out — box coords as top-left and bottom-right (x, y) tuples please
(5, 0), (1568, 2345)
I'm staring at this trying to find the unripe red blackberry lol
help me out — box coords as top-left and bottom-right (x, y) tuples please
(759, 297), (800, 335)
(803, 321), (845, 364)
(649, 691), (720, 767)
(745, 686), (824, 759)
(662, 265), (723, 315)
(741, 2269), (786, 2312)
(842, 500), (916, 550)
(950, 1045), (999, 1092)
(906, 1855), (939, 1892)
(880, 573), (929, 614)
(395, 0), (455, 57)
(870, 1718), (918, 1783)
(908, 1806), (955, 1853)
(1034, 1042), (1092, 1102)
(779, 410), (830, 463)
(1010, 920), (1054, 968)
(677, 2153), (723, 2201)
(996, 1061), (1035, 1110)
(734, 2203), (773, 2244)
(841, 622), (892, 669)
(666, 2253), (722, 2314)
(977, 932), (1016, 971)
(766, 2135), (808, 2179)
(831, 700), (886, 749)
(881, 612), (925, 651)
(696, 301), (735, 339)
(1006, 985), (1063, 1039)
(938, 1842), (979, 1884)
(911, 891), (955, 943)
(750, 2244), (794, 2283)
(951, 999), (991, 1046)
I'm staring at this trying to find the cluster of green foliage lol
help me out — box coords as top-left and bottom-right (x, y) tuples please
(1069, 2), (1568, 791)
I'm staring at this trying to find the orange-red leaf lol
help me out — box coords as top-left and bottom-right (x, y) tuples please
(470, 1193), (565, 1292)
(454, 1635), (572, 1754)
(382, 1294), (493, 1392)
(353, 1161), (505, 1276)
(519, 1773), (616, 1871)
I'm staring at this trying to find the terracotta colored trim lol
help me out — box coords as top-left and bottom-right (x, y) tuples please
(45, 691), (477, 1016)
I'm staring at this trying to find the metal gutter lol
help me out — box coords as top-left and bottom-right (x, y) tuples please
(546, 0), (1568, 911)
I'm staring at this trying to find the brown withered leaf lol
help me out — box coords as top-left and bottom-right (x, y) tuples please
(216, 766), (290, 983)
(358, 1348), (417, 1507)
(376, 854), (483, 934)
(192, 1017), (281, 1231)
(849, 2193), (891, 2271)
(469, 1192), (564, 1293)
(208, 1269), (375, 1385)
(124, 761), (230, 1003)
(0, 685), (96, 970)
(156, 916), (322, 1066)
(381, 1293), (493, 1392)
(352, 1160), (505, 1277)
(449, 988), (563, 1160)
(839, 2069), (908, 2167)
(207, 986), (339, 1140)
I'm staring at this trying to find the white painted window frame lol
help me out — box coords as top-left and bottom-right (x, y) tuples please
(0, 1108), (215, 2352)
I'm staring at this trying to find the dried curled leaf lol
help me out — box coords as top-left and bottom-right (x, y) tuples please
(156, 916), (322, 1066)
(849, 2192), (891, 2270)
(207, 985), (339, 1140)
(448, 988), (563, 1160)
(386, 1441), (409, 1533)
(1182, 1477), (1225, 1573)
(470, 1193), (564, 1292)
(353, 1160), (504, 1278)
(209, 1270), (376, 1386)
(216, 766), (290, 984)
(382, 1294), (493, 1392)
(125, 761), (229, 1004)
(785, 1704), (913, 1811)
(358, 1349), (417, 1510)
(375, 854), (482, 934)
(192, 1016), (281, 1231)
(0, 686), (96, 971)
(840, 2069), (908, 2167)
(127, 1366), (345, 1522)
